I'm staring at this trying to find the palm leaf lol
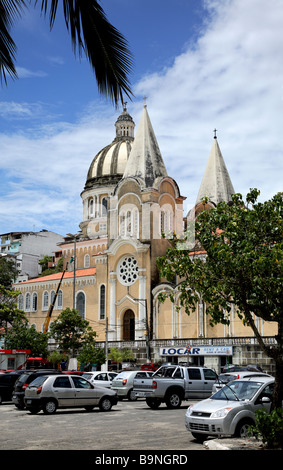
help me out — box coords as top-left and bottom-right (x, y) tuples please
(0, 0), (26, 83)
(38, 0), (134, 105)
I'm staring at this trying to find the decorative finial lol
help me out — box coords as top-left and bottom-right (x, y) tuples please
(143, 96), (147, 107)
(214, 128), (217, 139)
(123, 102), (127, 112)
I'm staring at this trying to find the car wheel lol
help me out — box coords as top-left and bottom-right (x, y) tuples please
(15, 403), (25, 410)
(165, 391), (182, 408)
(146, 398), (162, 409)
(235, 419), (254, 438)
(43, 399), (57, 414)
(99, 397), (112, 411)
(191, 432), (208, 443)
(128, 389), (137, 401)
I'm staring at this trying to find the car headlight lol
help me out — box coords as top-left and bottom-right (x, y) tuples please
(186, 406), (194, 417)
(210, 407), (232, 418)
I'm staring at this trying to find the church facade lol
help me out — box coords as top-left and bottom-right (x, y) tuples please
(14, 104), (277, 372)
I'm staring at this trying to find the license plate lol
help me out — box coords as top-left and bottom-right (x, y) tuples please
(136, 391), (149, 397)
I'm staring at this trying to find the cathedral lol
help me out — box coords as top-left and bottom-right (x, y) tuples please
(15, 104), (277, 372)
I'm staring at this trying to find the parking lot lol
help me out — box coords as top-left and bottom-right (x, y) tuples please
(0, 399), (203, 451)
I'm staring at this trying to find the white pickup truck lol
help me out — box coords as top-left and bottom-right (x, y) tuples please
(133, 365), (218, 409)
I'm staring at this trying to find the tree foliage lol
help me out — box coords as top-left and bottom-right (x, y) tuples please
(0, 257), (26, 336)
(157, 189), (283, 407)
(0, 0), (133, 105)
(49, 307), (97, 355)
(77, 343), (105, 369)
(5, 320), (49, 356)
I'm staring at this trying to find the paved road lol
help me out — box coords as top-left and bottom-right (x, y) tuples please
(0, 399), (203, 451)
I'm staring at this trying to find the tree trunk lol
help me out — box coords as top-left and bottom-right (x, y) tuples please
(272, 358), (283, 410)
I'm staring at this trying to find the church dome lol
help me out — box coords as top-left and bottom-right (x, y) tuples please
(84, 104), (135, 189)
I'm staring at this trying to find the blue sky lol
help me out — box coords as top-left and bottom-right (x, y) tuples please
(0, 0), (282, 237)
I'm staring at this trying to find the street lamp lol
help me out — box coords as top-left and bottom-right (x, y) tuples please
(66, 233), (80, 309)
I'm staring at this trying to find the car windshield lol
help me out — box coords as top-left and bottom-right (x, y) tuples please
(115, 372), (132, 379)
(217, 374), (236, 383)
(82, 373), (93, 380)
(212, 380), (264, 401)
(16, 373), (32, 384)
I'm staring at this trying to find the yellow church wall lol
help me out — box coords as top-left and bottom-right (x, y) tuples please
(156, 297), (278, 342)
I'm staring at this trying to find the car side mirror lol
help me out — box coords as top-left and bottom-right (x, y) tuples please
(260, 396), (271, 403)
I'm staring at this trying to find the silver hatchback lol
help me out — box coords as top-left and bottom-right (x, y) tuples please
(111, 370), (154, 401)
(211, 371), (271, 394)
(185, 376), (275, 442)
(24, 374), (118, 414)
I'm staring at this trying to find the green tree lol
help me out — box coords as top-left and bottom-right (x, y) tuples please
(77, 343), (105, 370)
(157, 189), (283, 408)
(38, 255), (52, 273)
(0, 256), (26, 344)
(108, 346), (135, 370)
(5, 320), (49, 356)
(49, 307), (97, 356)
(0, 256), (18, 287)
(0, 0), (133, 105)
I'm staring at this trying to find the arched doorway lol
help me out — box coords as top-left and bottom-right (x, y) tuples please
(123, 309), (135, 340)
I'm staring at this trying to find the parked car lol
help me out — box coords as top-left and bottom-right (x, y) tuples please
(82, 371), (118, 388)
(62, 370), (85, 376)
(212, 371), (271, 394)
(0, 371), (30, 404)
(140, 363), (160, 371)
(12, 369), (61, 409)
(185, 376), (275, 442)
(24, 374), (118, 414)
(111, 370), (154, 401)
(222, 364), (263, 373)
(134, 365), (218, 408)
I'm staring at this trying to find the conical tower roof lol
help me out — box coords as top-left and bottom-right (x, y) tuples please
(123, 104), (167, 187)
(196, 134), (235, 205)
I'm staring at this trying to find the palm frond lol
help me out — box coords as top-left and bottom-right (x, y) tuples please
(39, 0), (134, 106)
(0, 0), (26, 83)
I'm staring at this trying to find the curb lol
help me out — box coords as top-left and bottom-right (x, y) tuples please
(204, 440), (230, 450)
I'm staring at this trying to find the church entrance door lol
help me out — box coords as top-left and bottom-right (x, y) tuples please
(123, 309), (135, 341)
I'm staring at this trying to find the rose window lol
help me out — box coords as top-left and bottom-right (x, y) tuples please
(117, 255), (139, 286)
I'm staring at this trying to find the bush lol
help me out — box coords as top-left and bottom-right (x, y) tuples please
(250, 408), (283, 449)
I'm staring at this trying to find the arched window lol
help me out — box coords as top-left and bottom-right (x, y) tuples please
(119, 206), (139, 238)
(57, 289), (63, 309)
(120, 212), (126, 236)
(76, 292), (85, 318)
(18, 293), (24, 310)
(101, 197), (108, 216)
(88, 198), (94, 218)
(99, 284), (106, 320)
(160, 205), (174, 237)
(43, 291), (49, 310)
(50, 290), (56, 307)
(32, 293), (38, 311)
(25, 293), (31, 311)
(84, 254), (90, 268)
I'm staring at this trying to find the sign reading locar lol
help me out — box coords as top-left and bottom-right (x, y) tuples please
(160, 346), (233, 356)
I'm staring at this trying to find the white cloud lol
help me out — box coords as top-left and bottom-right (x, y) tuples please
(16, 67), (47, 78)
(134, 0), (283, 210)
(0, 0), (282, 235)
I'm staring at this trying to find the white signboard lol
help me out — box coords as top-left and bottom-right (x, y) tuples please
(160, 346), (233, 356)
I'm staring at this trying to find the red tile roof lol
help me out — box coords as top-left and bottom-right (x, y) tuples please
(14, 268), (96, 285)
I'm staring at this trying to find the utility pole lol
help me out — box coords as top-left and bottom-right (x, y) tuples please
(105, 317), (109, 368)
